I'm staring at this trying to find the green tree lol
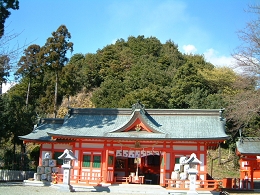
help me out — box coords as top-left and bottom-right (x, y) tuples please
(0, 94), (8, 144)
(200, 67), (238, 94)
(170, 62), (208, 108)
(0, 0), (19, 38)
(39, 25), (73, 117)
(16, 44), (41, 108)
(118, 84), (171, 108)
(82, 53), (102, 89)
(4, 95), (35, 169)
(159, 40), (186, 71)
(127, 35), (162, 58)
(91, 77), (125, 108)
(60, 53), (84, 98)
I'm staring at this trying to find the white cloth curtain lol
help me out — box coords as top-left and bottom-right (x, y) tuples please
(116, 150), (161, 158)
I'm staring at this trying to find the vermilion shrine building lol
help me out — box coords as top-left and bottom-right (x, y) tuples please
(20, 102), (228, 186)
(236, 137), (260, 189)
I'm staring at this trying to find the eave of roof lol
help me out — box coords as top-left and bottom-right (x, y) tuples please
(236, 137), (260, 155)
(19, 118), (64, 142)
(21, 107), (228, 142)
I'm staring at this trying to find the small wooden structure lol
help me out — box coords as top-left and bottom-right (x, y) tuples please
(19, 102), (228, 190)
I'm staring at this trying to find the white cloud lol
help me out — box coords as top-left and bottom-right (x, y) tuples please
(183, 44), (197, 54)
(203, 48), (235, 67)
(1, 82), (16, 94)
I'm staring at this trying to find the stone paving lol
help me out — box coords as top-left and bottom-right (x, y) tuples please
(0, 182), (260, 195)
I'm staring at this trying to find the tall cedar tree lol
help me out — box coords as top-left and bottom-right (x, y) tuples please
(39, 25), (73, 117)
(16, 44), (41, 108)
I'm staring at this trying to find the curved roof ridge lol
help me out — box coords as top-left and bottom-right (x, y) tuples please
(109, 108), (165, 134)
(138, 109), (165, 133)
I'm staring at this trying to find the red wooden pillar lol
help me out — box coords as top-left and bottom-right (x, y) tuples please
(104, 149), (115, 183)
(160, 152), (166, 186)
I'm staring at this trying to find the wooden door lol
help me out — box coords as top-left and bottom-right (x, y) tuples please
(106, 150), (115, 183)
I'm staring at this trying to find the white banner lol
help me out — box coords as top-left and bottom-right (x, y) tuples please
(116, 150), (122, 157)
(116, 150), (161, 158)
(123, 150), (129, 157)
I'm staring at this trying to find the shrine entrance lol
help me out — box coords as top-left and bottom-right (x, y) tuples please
(114, 155), (160, 184)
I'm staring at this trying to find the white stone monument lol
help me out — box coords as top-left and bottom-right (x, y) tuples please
(182, 153), (202, 195)
(58, 149), (77, 192)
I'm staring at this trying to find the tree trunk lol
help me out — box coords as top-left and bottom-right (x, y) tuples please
(54, 71), (58, 118)
(26, 78), (31, 109)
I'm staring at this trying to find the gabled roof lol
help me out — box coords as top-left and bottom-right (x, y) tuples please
(21, 106), (227, 143)
(236, 137), (260, 155)
(19, 101), (228, 142)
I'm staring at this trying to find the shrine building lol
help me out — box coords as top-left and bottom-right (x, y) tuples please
(19, 102), (228, 186)
(236, 137), (260, 189)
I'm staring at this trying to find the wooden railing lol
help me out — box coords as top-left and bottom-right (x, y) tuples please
(114, 176), (130, 184)
(221, 178), (252, 190)
(165, 179), (221, 191)
(52, 173), (103, 186)
(114, 176), (144, 184)
(166, 178), (254, 191)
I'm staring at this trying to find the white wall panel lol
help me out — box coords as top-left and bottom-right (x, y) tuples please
(173, 145), (197, 151)
(42, 144), (52, 149)
(81, 143), (104, 148)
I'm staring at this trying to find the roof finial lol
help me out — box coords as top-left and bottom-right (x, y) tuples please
(132, 100), (145, 112)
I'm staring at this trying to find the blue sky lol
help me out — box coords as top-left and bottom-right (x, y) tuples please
(3, 0), (259, 92)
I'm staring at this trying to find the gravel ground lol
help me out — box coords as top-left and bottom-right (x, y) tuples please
(0, 183), (259, 195)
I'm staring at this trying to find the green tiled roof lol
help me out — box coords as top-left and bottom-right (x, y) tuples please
(236, 137), (260, 155)
(20, 107), (228, 142)
(19, 118), (64, 142)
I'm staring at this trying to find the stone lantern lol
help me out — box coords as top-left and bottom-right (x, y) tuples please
(58, 149), (77, 192)
(184, 153), (202, 195)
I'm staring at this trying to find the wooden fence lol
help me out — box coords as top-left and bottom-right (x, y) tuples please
(165, 179), (221, 191)
(0, 170), (34, 181)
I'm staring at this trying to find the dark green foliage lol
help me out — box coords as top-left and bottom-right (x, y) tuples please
(0, 93), (35, 170)
(16, 44), (41, 78)
(91, 77), (126, 108)
(10, 35), (237, 112)
(2, 148), (31, 170)
(0, 0), (19, 38)
(82, 53), (103, 89)
(38, 25), (73, 116)
(242, 115), (260, 137)
(8, 35), (244, 115)
(29, 145), (40, 169)
(4, 95), (35, 140)
(127, 35), (162, 58)
(0, 94), (7, 142)
(170, 62), (208, 108)
(60, 53), (85, 96)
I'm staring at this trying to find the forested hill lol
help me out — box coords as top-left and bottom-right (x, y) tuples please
(4, 35), (260, 144)
(17, 35), (237, 111)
